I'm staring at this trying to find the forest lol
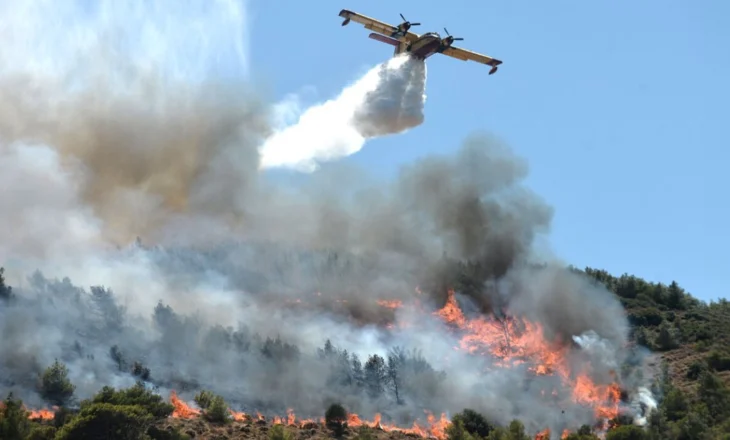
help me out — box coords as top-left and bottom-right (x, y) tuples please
(1, 264), (729, 440)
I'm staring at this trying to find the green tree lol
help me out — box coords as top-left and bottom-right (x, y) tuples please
(654, 324), (678, 351)
(697, 370), (730, 422)
(676, 411), (709, 440)
(363, 354), (386, 399)
(663, 387), (688, 421)
(39, 360), (75, 406)
(666, 281), (685, 310)
(0, 393), (31, 440)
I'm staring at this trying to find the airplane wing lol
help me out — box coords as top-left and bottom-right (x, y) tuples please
(441, 46), (503, 73)
(339, 9), (419, 42)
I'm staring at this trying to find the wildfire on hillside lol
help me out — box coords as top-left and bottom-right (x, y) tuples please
(434, 289), (622, 418)
(170, 394), (452, 440)
(159, 288), (624, 438)
(20, 287), (626, 439)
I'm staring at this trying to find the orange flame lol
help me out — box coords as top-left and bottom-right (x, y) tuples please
(433, 289), (623, 435)
(168, 399), (452, 440)
(170, 391), (200, 419)
(377, 299), (403, 309)
(229, 409), (249, 421)
(27, 408), (55, 420)
(159, 284), (623, 439)
(2, 402), (58, 421)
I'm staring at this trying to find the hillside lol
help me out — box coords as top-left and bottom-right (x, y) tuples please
(1, 265), (730, 440)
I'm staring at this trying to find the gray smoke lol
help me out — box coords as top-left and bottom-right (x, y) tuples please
(0, 1), (657, 437)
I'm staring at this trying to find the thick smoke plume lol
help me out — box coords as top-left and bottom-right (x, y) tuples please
(259, 54), (427, 172)
(0, 1), (658, 438)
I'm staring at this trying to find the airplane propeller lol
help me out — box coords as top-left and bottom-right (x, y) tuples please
(443, 27), (464, 41)
(398, 13), (421, 30)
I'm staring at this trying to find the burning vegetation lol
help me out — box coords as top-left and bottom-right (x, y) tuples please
(0, 258), (666, 440)
(0, 2), (728, 440)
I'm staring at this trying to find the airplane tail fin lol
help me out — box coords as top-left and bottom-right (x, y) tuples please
(368, 32), (400, 47)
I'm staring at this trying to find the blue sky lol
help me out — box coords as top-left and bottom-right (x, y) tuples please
(245, 0), (729, 302)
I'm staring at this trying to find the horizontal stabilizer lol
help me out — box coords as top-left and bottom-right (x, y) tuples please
(368, 32), (400, 47)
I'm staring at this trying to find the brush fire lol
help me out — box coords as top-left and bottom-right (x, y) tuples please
(0, 3), (658, 439)
(13, 285), (646, 440)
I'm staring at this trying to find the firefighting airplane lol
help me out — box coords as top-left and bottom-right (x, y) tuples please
(338, 10), (502, 75)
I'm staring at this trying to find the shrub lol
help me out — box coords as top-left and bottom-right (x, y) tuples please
(662, 388), (688, 421)
(450, 409), (495, 438)
(686, 360), (706, 380)
(564, 424), (600, 439)
(325, 403), (348, 437)
(0, 393), (32, 440)
(88, 383), (173, 420)
(54, 402), (154, 440)
(654, 324), (678, 351)
(707, 351), (730, 372)
(269, 424), (294, 440)
(445, 418), (475, 440)
(355, 425), (374, 440)
(202, 395), (230, 424)
(192, 390), (230, 424)
(147, 425), (192, 440)
(53, 407), (73, 428)
(628, 308), (663, 327)
(25, 425), (56, 440)
(604, 424), (650, 439)
(193, 390), (215, 410)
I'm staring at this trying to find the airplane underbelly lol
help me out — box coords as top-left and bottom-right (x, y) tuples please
(411, 40), (440, 59)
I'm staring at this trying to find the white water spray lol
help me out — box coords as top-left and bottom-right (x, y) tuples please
(258, 54), (427, 172)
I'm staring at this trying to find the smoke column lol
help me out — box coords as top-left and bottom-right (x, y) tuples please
(258, 54), (427, 172)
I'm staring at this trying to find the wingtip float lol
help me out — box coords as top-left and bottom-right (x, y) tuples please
(338, 9), (502, 75)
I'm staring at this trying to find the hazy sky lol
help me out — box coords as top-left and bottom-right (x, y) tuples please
(245, 0), (728, 302)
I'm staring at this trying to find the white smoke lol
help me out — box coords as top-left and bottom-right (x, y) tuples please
(258, 54), (427, 172)
(631, 387), (658, 426)
(0, 0), (252, 280)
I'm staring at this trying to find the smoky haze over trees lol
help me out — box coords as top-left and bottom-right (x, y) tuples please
(0, 133), (656, 426)
(0, 1), (653, 434)
(0, 31), (656, 431)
